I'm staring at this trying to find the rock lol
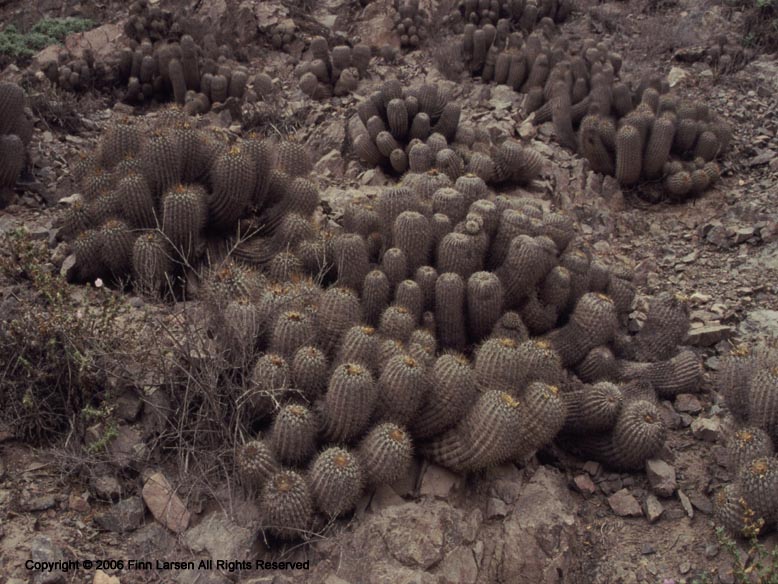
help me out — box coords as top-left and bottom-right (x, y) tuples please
(115, 391), (143, 422)
(486, 498), (509, 519)
(741, 309), (778, 338)
(462, 508), (482, 543)
(314, 149), (345, 178)
(26, 225), (49, 240)
(60, 254), (77, 280)
(674, 394), (702, 414)
(93, 570), (121, 584)
(108, 424), (148, 469)
(582, 461), (602, 477)
(21, 494), (57, 512)
(678, 490), (694, 518)
(689, 492), (713, 515)
(30, 536), (66, 584)
(641, 543), (656, 555)
(686, 324), (734, 347)
(492, 467), (579, 583)
(645, 459), (677, 497)
(489, 85), (516, 110)
(439, 546), (478, 584)
(63, 24), (123, 61)
(667, 67), (688, 87)
(369, 484), (405, 512)
(734, 227), (755, 244)
(68, 492), (90, 513)
(360, 4), (398, 48)
(598, 476), (623, 495)
(419, 464), (460, 499)
(379, 503), (447, 569)
(517, 121), (536, 139)
(142, 472), (191, 534)
(94, 497), (145, 533)
(705, 224), (731, 248)
(691, 417), (722, 442)
(491, 477), (522, 505)
(90, 474), (122, 501)
(323, 577), (352, 584)
(184, 511), (256, 561)
(572, 474), (597, 496)
(608, 489), (643, 517)
(644, 494), (664, 523)
(749, 149), (776, 167)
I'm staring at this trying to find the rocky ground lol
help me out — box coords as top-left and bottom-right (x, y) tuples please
(1, 0), (778, 583)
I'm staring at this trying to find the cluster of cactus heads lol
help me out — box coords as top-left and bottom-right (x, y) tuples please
(265, 20), (298, 53)
(57, 112), (320, 294)
(114, 34), (251, 112)
(296, 37), (371, 99)
(41, 49), (115, 93)
(0, 82), (32, 205)
(350, 80), (462, 172)
(447, 0), (573, 30)
(712, 345), (778, 537)
(350, 81), (545, 184)
(703, 34), (754, 76)
(503, 34), (731, 198)
(391, 0), (430, 49)
(576, 79), (730, 199)
(124, 0), (183, 43)
(449, 16), (730, 200)
(218, 171), (706, 539)
(39, 8), (259, 115)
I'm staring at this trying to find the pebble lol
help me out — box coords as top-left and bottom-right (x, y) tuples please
(678, 490), (694, 518)
(691, 417), (722, 442)
(608, 489), (643, 517)
(644, 494), (664, 523)
(674, 394), (702, 414)
(645, 460), (677, 497)
(572, 474), (597, 496)
(686, 325), (734, 347)
(486, 497), (509, 519)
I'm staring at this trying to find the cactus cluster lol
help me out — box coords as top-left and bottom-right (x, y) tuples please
(502, 32), (732, 198)
(447, 0), (573, 30)
(114, 34), (251, 112)
(577, 81), (729, 199)
(215, 171), (704, 539)
(712, 346), (778, 537)
(0, 82), (32, 206)
(265, 20), (298, 53)
(391, 0), (430, 49)
(295, 37), (371, 99)
(449, 16), (730, 200)
(350, 81), (544, 184)
(57, 113), (320, 295)
(41, 49), (115, 93)
(701, 34), (754, 76)
(124, 0), (183, 43)
(40, 11), (261, 115)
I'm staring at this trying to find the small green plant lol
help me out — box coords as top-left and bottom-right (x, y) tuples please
(697, 503), (778, 584)
(0, 18), (94, 61)
(716, 524), (778, 583)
